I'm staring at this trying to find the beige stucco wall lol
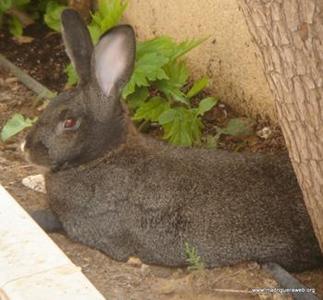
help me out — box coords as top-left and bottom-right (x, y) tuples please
(124, 0), (277, 122)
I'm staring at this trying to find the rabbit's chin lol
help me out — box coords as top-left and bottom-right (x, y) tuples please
(21, 139), (60, 172)
(21, 143), (51, 172)
(24, 152), (51, 172)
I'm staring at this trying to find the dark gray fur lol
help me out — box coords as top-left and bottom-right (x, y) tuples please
(24, 9), (322, 272)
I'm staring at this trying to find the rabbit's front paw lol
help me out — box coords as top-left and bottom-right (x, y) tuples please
(30, 208), (62, 232)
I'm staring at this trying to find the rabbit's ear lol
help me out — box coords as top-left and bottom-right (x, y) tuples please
(93, 25), (136, 96)
(61, 9), (93, 84)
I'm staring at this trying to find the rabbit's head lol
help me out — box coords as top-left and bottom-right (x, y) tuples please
(23, 9), (136, 171)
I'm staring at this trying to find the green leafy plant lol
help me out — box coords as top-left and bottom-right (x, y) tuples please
(184, 242), (205, 271)
(43, 1), (67, 32)
(0, 0), (66, 37)
(123, 37), (205, 99)
(207, 118), (255, 148)
(64, 63), (79, 87)
(88, 0), (128, 44)
(1, 114), (37, 142)
(156, 97), (218, 146)
(217, 118), (254, 137)
(8, 15), (23, 36)
(0, 0), (30, 37)
(123, 37), (217, 146)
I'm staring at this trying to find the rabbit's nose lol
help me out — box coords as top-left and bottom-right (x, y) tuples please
(20, 140), (26, 152)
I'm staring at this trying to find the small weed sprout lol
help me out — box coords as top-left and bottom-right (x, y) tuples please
(184, 242), (205, 271)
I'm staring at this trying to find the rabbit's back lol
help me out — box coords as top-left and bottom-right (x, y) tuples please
(46, 141), (322, 271)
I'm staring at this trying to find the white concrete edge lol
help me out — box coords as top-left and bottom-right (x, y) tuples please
(0, 185), (105, 300)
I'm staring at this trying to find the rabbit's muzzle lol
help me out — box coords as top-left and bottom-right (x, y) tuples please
(22, 137), (51, 169)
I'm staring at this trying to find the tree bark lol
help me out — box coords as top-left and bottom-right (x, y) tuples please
(238, 0), (323, 251)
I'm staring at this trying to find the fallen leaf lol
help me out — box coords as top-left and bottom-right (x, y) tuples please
(14, 35), (34, 44)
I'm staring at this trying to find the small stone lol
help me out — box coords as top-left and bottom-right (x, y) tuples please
(257, 127), (272, 139)
(22, 174), (46, 193)
(140, 263), (150, 275)
(127, 256), (142, 267)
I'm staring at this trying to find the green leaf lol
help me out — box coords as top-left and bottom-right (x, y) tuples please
(170, 37), (206, 61)
(124, 86), (149, 110)
(190, 117), (203, 142)
(160, 107), (203, 146)
(164, 60), (189, 87)
(137, 36), (205, 63)
(158, 109), (176, 125)
(9, 15), (23, 37)
(123, 53), (169, 97)
(155, 61), (189, 104)
(136, 53), (169, 82)
(122, 76), (136, 98)
(187, 77), (208, 99)
(1, 114), (36, 142)
(87, 23), (101, 44)
(44, 1), (67, 32)
(133, 96), (170, 122)
(100, 1), (126, 30)
(155, 79), (187, 104)
(89, 0), (128, 43)
(125, 36), (205, 99)
(13, 0), (30, 7)
(0, 0), (12, 13)
(219, 118), (255, 137)
(138, 37), (203, 63)
(64, 63), (79, 87)
(32, 0), (48, 13)
(137, 37), (175, 60)
(97, 0), (127, 22)
(184, 242), (204, 271)
(197, 97), (218, 116)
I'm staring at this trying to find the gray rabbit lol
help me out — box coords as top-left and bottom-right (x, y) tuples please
(23, 9), (322, 272)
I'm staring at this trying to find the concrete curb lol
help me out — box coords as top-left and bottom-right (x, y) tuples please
(0, 185), (105, 300)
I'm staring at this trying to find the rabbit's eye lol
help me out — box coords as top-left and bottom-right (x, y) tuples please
(63, 118), (80, 130)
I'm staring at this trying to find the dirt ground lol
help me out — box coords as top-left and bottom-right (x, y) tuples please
(1, 27), (323, 300)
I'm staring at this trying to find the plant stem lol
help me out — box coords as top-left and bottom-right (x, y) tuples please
(0, 54), (56, 100)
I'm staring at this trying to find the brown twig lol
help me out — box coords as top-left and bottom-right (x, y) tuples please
(0, 54), (56, 100)
(7, 8), (34, 27)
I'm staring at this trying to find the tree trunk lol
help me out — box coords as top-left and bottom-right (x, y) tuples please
(238, 0), (323, 251)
